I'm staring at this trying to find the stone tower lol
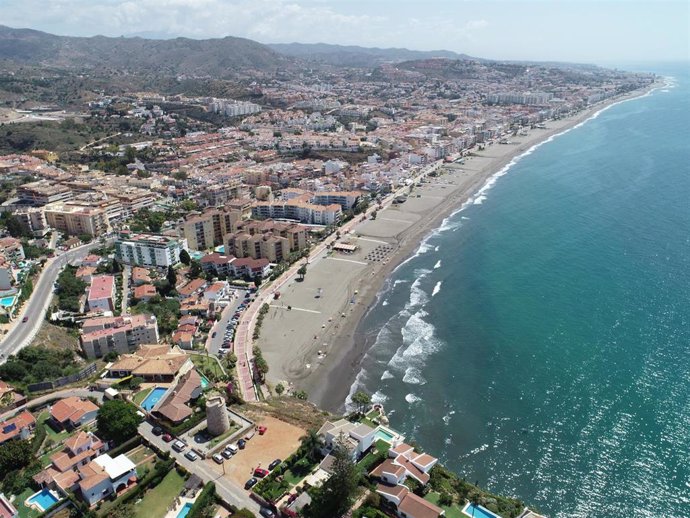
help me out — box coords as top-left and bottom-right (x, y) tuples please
(206, 395), (230, 436)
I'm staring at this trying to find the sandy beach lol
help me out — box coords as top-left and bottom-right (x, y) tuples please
(256, 85), (659, 412)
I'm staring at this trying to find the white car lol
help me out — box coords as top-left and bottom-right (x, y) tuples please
(212, 453), (224, 464)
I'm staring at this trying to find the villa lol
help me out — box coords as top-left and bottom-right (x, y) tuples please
(386, 442), (439, 484)
(0, 411), (35, 445)
(517, 509), (547, 518)
(317, 419), (377, 459)
(153, 369), (203, 424)
(107, 343), (192, 382)
(49, 397), (99, 431)
(133, 283), (157, 302)
(77, 453), (137, 506)
(34, 431), (107, 492)
(376, 484), (444, 518)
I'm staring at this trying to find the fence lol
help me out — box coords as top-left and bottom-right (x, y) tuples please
(27, 363), (98, 393)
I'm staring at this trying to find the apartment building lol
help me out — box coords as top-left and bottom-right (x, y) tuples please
(251, 200), (341, 225)
(183, 208), (241, 251)
(14, 208), (48, 236)
(311, 191), (362, 211)
(225, 232), (290, 263)
(233, 220), (308, 252)
(66, 193), (124, 223)
(80, 314), (159, 359)
(44, 202), (109, 238)
(115, 232), (182, 267)
(17, 180), (73, 206)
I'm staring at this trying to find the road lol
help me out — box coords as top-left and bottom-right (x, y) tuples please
(0, 240), (109, 361)
(206, 290), (247, 357)
(0, 387), (103, 421)
(232, 160), (443, 401)
(138, 421), (260, 513)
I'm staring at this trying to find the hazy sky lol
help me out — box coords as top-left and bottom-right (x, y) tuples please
(2, 0), (688, 63)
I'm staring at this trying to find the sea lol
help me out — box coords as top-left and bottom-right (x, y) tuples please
(347, 63), (690, 518)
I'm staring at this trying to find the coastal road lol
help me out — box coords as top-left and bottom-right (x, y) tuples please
(138, 421), (260, 513)
(232, 160), (443, 401)
(0, 240), (110, 362)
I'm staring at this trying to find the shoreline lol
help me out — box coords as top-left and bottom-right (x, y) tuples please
(258, 82), (661, 413)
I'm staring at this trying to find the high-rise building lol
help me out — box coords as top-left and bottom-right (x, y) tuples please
(115, 232), (182, 267)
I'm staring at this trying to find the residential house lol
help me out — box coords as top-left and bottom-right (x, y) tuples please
(0, 493), (18, 518)
(0, 411), (35, 445)
(75, 266), (97, 283)
(0, 381), (27, 412)
(107, 344), (192, 382)
(203, 281), (228, 302)
(386, 442), (439, 485)
(177, 278), (207, 299)
(153, 369), (203, 424)
(81, 255), (102, 268)
(35, 431), (107, 492)
(133, 284), (157, 302)
(376, 484), (444, 518)
(87, 275), (116, 312)
(200, 253), (235, 278)
(131, 267), (152, 286)
(229, 257), (271, 279)
(77, 453), (137, 506)
(317, 419), (376, 459)
(49, 397), (99, 431)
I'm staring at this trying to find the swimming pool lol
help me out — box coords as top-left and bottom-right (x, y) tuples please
(0, 296), (16, 307)
(200, 375), (210, 389)
(176, 502), (193, 518)
(374, 427), (396, 443)
(27, 488), (59, 512)
(462, 503), (501, 518)
(141, 387), (168, 411)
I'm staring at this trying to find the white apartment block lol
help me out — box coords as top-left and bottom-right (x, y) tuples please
(115, 233), (182, 267)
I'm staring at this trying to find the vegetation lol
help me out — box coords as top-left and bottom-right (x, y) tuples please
(128, 208), (168, 233)
(303, 444), (360, 518)
(131, 298), (180, 336)
(0, 439), (33, 474)
(351, 390), (371, 416)
(252, 303), (270, 340)
(132, 469), (185, 518)
(187, 482), (216, 518)
(96, 400), (143, 445)
(179, 249), (191, 265)
(55, 266), (87, 312)
(0, 347), (80, 388)
(297, 263), (307, 281)
(252, 346), (269, 381)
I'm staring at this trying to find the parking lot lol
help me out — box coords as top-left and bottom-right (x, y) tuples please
(203, 415), (306, 487)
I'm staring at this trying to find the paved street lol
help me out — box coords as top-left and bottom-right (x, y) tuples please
(138, 421), (260, 513)
(0, 241), (109, 361)
(206, 289), (247, 357)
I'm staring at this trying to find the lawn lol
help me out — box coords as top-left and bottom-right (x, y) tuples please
(188, 353), (224, 381)
(128, 445), (157, 465)
(133, 469), (186, 518)
(37, 411), (71, 442)
(425, 492), (466, 518)
(14, 488), (42, 518)
(207, 423), (240, 448)
(133, 387), (152, 406)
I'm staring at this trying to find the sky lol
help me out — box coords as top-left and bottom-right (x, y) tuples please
(1, 0), (688, 63)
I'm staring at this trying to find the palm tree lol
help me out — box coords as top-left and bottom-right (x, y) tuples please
(297, 264), (307, 281)
(300, 429), (323, 462)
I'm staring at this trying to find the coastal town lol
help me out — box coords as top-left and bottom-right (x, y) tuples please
(0, 43), (656, 518)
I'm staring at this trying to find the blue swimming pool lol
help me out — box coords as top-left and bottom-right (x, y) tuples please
(462, 503), (500, 518)
(0, 296), (16, 307)
(374, 427), (396, 443)
(27, 488), (59, 512)
(141, 387), (168, 411)
(176, 502), (193, 518)
(200, 375), (210, 389)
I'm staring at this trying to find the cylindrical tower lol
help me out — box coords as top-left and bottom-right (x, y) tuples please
(206, 395), (230, 436)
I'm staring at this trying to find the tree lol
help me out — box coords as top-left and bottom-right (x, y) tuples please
(97, 400), (142, 445)
(0, 439), (33, 473)
(188, 260), (203, 279)
(297, 264), (307, 281)
(3, 214), (27, 238)
(299, 429), (323, 463)
(179, 249), (191, 265)
(166, 266), (177, 288)
(351, 390), (371, 416)
(305, 443), (360, 518)
(275, 383), (285, 396)
(439, 491), (453, 506)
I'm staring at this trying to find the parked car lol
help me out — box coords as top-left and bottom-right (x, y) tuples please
(152, 426), (163, 436)
(258, 426), (267, 435)
(162, 434), (174, 443)
(184, 451), (198, 462)
(221, 449), (233, 459)
(259, 508), (275, 518)
(22, 316), (28, 323)
(212, 454), (224, 464)
(226, 443), (239, 454)
(172, 440), (186, 452)
(244, 477), (258, 490)
(245, 430), (255, 441)
(253, 468), (269, 478)
(212, 331), (217, 338)
(237, 439), (246, 449)
(268, 459), (281, 470)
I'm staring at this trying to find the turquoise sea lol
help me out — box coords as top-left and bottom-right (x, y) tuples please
(349, 63), (689, 518)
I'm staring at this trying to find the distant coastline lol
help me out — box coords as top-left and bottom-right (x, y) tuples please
(295, 79), (663, 413)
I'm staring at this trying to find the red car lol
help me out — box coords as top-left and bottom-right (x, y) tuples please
(253, 468), (270, 478)
(162, 434), (174, 443)
(22, 316), (29, 323)
(258, 426), (267, 435)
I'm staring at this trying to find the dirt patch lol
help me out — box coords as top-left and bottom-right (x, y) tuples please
(203, 415), (306, 487)
(239, 398), (334, 431)
(31, 321), (81, 351)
